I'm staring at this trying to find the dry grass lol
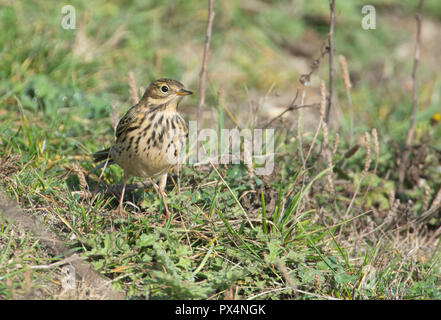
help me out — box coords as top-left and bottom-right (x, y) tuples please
(0, 191), (124, 300)
(1, 0), (441, 300)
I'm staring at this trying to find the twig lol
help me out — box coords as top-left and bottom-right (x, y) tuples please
(398, 0), (425, 191)
(29, 255), (84, 270)
(317, 0), (336, 169)
(325, 0), (336, 125)
(197, 0), (215, 152)
(263, 102), (318, 129)
(299, 41), (330, 86)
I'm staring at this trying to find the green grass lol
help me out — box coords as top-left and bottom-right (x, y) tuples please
(1, 0), (441, 299)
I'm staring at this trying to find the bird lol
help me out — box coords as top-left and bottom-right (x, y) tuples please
(93, 78), (192, 217)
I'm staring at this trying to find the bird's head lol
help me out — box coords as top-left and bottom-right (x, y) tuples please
(140, 78), (192, 108)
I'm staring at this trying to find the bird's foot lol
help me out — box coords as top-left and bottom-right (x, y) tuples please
(153, 184), (174, 226)
(112, 205), (128, 218)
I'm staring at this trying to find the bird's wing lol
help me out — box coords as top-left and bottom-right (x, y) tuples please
(115, 105), (140, 139)
(176, 114), (189, 137)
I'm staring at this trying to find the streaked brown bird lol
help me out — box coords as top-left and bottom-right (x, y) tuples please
(93, 78), (192, 217)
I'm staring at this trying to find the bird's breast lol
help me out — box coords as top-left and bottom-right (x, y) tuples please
(112, 111), (188, 178)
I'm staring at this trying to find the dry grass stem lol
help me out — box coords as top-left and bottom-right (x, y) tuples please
(275, 258), (298, 297)
(339, 54), (354, 139)
(128, 71), (139, 105)
(320, 80), (326, 123)
(423, 185), (430, 212)
(344, 131), (373, 217)
(332, 132), (339, 156)
(388, 190), (396, 208)
(319, 81), (334, 193)
(429, 186), (441, 211)
(297, 90), (306, 171)
(338, 55), (352, 91)
(71, 163), (92, 198)
(305, 81), (326, 166)
(110, 103), (120, 135)
(363, 132), (371, 174)
(371, 128), (379, 173)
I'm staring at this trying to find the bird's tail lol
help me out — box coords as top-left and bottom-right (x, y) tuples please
(93, 148), (114, 164)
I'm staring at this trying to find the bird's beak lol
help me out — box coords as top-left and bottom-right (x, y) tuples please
(176, 89), (193, 96)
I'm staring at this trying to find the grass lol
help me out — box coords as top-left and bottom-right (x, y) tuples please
(1, 0), (441, 299)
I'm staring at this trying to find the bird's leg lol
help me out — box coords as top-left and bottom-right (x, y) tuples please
(159, 173), (168, 193)
(157, 173), (171, 219)
(118, 172), (129, 217)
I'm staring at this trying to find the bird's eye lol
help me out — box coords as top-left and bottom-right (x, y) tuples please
(161, 85), (169, 93)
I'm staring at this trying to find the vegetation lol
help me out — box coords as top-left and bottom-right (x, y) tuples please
(1, 0), (441, 299)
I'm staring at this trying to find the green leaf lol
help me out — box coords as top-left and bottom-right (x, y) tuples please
(135, 233), (159, 248)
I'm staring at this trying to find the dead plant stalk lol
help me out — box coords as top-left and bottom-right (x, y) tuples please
(197, 0), (215, 153)
(398, 0), (425, 191)
(325, 0), (336, 125)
